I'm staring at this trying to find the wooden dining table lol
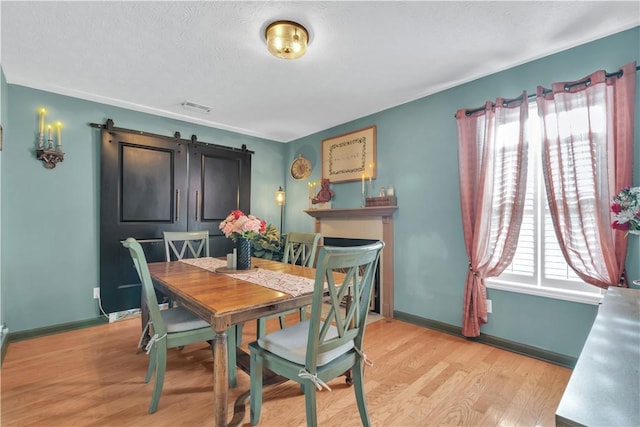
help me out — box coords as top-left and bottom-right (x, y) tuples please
(148, 256), (320, 427)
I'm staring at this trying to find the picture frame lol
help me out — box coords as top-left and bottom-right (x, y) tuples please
(321, 125), (376, 183)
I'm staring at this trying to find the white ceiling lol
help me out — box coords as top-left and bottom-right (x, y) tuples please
(1, 1), (638, 143)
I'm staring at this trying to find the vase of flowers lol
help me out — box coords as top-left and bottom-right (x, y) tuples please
(611, 186), (640, 236)
(219, 210), (267, 269)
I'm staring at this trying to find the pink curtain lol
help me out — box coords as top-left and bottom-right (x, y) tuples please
(456, 93), (528, 337)
(536, 62), (636, 289)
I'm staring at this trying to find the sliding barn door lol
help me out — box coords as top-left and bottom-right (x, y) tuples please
(99, 123), (254, 314)
(189, 142), (252, 257)
(100, 129), (187, 313)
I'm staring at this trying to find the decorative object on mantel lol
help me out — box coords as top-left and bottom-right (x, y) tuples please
(366, 195), (397, 207)
(34, 108), (64, 169)
(307, 181), (318, 209)
(219, 210), (267, 270)
(322, 125), (376, 184)
(312, 178), (335, 209)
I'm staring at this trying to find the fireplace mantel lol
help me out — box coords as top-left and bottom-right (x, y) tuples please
(304, 206), (397, 318)
(304, 206), (398, 219)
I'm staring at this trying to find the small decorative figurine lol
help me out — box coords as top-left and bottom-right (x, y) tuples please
(312, 178), (335, 204)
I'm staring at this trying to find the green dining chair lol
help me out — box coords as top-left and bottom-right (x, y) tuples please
(256, 232), (322, 338)
(122, 237), (238, 414)
(249, 241), (384, 427)
(141, 231), (211, 337)
(160, 230), (239, 386)
(163, 230), (210, 260)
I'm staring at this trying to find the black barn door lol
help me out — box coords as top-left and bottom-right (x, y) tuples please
(100, 125), (253, 314)
(189, 142), (252, 257)
(100, 129), (187, 313)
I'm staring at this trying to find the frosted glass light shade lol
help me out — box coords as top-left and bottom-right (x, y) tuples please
(265, 21), (308, 60)
(275, 186), (286, 206)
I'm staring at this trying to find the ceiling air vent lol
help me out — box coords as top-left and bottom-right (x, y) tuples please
(181, 101), (212, 114)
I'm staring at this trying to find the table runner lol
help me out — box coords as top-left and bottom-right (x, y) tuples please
(179, 257), (320, 297)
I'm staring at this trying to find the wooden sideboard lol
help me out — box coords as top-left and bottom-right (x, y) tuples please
(555, 287), (640, 426)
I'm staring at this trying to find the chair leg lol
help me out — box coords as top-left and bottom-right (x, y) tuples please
(352, 362), (371, 426)
(227, 326), (237, 388)
(145, 346), (156, 383)
(249, 352), (264, 426)
(257, 318), (267, 338)
(236, 322), (244, 344)
(299, 307), (307, 321)
(303, 382), (318, 427)
(278, 314), (286, 329)
(148, 343), (167, 414)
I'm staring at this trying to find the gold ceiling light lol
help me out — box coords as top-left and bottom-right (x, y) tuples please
(265, 20), (309, 60)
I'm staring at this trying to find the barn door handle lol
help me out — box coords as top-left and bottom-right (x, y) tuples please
(196, 190), (200, 222)
(175, 189), (180, 222)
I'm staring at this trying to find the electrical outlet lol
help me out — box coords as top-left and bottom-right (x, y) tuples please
(93, 287), (100, 299)
(486, 299), (493, 314)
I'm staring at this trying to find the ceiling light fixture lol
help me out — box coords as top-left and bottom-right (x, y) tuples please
(265, 20), (309, 60)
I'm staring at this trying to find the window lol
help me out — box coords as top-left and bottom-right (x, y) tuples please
(487, 103), (604, 304)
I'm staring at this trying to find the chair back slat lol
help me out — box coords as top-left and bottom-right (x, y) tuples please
(283, 232), (321, 267)
(305, 241), (384, 369)
(163, 231), (210, 261)
(122, 238), (167, 336)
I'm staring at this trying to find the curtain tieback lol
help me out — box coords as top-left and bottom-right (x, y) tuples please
(468, 264), (480, 277)
(298, 369), (332, 391)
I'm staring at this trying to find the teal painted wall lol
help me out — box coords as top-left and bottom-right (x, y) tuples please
(2, 28), (638, 360)
(2, 87), (285, 332)
(1, 67), (6, 333)
(284, 27), (640, 358)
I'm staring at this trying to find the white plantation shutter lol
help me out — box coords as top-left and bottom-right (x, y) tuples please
(502, 160), (535, 279)
(490, 103), (603, 301)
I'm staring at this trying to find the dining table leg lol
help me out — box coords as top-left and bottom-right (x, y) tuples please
(213, 322), (229, 427)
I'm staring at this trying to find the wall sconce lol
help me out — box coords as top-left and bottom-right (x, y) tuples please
(35, 108), (65, 169)
(275, 186), (286, 233)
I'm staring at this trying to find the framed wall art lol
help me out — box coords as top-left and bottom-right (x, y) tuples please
(321, 125), (376, 183)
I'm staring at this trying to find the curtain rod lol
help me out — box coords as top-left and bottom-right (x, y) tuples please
(456, 64), (640, 118)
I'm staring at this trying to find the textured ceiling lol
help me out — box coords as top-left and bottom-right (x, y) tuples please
(1, 1), (638, 142)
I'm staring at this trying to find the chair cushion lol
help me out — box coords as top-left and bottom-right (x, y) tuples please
(257, 320), (353, 366)
(160, 307), (210, 333)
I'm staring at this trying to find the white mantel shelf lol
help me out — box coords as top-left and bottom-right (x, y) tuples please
(303, 206), (398, 218)
(304, 206), (397, 318)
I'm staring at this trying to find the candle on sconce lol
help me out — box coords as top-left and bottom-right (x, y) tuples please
(47, 125), (52, 148)
(38, 108), (46, 147)
(56, 122), (62, 148)
(361, 173), (365, 194)
(369, 163), (373, 183)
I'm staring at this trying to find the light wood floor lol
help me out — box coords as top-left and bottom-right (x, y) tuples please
(1, 315), (571, 426)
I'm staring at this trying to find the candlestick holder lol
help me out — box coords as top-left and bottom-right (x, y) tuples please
(36, 145), (65, 169)
(35, 108), (65, 169)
